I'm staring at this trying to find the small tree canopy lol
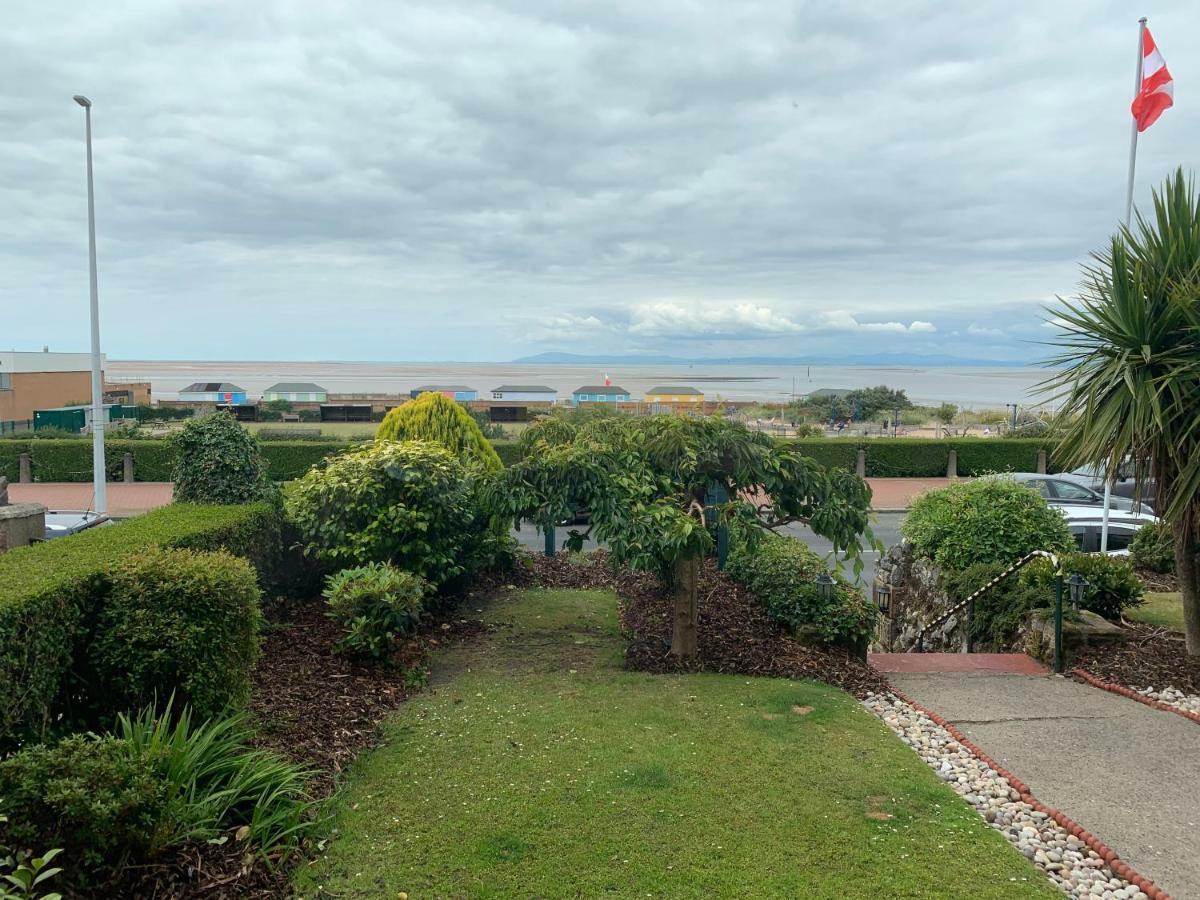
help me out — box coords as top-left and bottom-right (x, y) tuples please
(377, 392), (502, 471)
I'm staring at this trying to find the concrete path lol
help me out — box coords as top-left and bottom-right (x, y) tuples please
(890, 670), (1200, 899)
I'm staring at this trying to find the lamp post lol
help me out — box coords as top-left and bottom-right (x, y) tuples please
(74, 94), (106, 514)
(1067, 573), (1089, 611)
(815, 572), (835, 601)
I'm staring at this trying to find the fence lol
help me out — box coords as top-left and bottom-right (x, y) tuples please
(0, 420), (31, 436)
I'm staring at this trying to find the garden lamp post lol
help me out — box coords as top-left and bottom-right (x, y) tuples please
(74, 94), (107, 515)
(1067, 573), (1088, 611)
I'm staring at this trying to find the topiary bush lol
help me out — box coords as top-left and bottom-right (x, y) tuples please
(171, 412), (276, 503)
(1130, 522), (1174, 574)
(286, 440), (485, 588)
(902, 477), (1073, 572)
(1021, 553), (1145, 621)
(725, 531), (878, 643)
(377, 393), (502, 471)
(86, 548), (263, 722)
(323, 563), (429, 659)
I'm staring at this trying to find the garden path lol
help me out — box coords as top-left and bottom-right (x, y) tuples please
(889, 669), (1200, 899)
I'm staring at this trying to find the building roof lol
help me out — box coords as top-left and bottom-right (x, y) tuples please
(573, 385), (628, 394)
(645, 385), (703, 395)
(180, 382), (245, 393)
(263, 382), (327, 393)
(413, 384), (475, 392)
(492, 384), (556, 393)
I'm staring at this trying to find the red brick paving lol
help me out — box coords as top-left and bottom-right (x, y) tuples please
(869, 652), (1048, 675)
(8, 482), (173, 517)
(865, 477), (958, 510)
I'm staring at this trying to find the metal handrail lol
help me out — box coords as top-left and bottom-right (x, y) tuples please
(908, 550), (1061, 653)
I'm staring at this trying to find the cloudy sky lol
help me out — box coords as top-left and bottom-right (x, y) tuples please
(2, 1), (1195, 363)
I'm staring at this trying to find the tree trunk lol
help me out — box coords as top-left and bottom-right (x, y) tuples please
(670, 556), (700, 658)
(1175, 519), (1200, 656)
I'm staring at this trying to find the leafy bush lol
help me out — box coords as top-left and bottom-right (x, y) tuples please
(0, 811), (63, 900)
(902, 477), (1073, 572)
(377, 393), (502, 471)
(87, 548), (263, 722)
(1021, 553), (1145, 621)
(0, 503), (280, 749)
(0, 704), (312, 884)
(725, 532), (878, 643)
(0, 734), (172, 868)
(172, 412), (276, 503)
(323, 563), (428, 659)
(491, 439), (523, 467)
(297, 408), (321, 422)
(1130, 522), (1174, 574)
(944, 563), (1049, 651)
(287, 441), (484, 588)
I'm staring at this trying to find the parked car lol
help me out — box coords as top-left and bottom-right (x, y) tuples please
(1055, 504), (1158, 555)
(43, 509), (112, 540)
(1002, 473), (1138, 512)
(1061, 463), (1156, 512)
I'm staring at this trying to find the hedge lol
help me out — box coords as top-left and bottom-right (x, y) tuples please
(0, 435), (1058, 482)
(0, 503), (281, 749)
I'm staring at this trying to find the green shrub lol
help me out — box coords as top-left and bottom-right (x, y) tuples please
(259, 440), (358, 479)
(0, 704), (312, 885)
(1130, 522), (1174, 574)
(725, 532), (877, 643)
(297, 408), (321, 422)
(287, 441), (483, 588)
(902, 477), (1073, 572)
(784, 438), (859, 472)
(376, 393), (502, 471)
(172, 412), (276, 503)
(323, 563), (428, 659)
(863, 439), (950, 477)
(1021, 553), (1145, 621)
(945, 563), (1048, 651)
(491, 439), (523, 467)
(0, 810), (63, 900)
(0, 734), (173, 868)
(0, 503), (280, 750)
(86, 549), (263, 722)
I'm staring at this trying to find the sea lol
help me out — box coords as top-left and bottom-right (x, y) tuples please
(106, 360), (1055, 410)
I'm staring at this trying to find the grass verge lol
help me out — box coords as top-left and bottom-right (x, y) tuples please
(1128, 592), (1184, 631)
(295, 588), (1055, 899)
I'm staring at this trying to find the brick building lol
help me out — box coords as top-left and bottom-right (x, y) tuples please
(0, 351), (104, 424)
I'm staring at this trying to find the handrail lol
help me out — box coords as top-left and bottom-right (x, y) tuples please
(908, 550), (1061, 653)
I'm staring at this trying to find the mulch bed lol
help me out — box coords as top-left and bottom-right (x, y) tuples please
(1073, 622), (1200, 695)
(1136, 567), (1179, 593)
(518, 552), (890, 699)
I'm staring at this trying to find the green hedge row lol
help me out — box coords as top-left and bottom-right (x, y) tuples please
(0, 503), (281, 749)
(784, 438), (1060, 476)
(0, 436), (1057, 482)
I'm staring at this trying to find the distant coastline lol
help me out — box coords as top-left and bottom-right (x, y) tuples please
(511, 351), (1041, 368)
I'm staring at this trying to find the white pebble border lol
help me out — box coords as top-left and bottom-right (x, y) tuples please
(1136, 686), (1200, 717)
(864, 692), (1148, 899)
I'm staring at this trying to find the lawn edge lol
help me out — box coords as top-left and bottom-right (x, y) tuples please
(888, 685), (1174, 900)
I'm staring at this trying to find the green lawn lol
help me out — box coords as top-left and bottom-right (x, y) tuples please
(252, 421), (376, 439)
(295, 589), (1055, 899)
(1128, 591), (1185, 631)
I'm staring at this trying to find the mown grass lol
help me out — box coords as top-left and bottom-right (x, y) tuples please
(295, 589), (1056, 899)
(1127, 591), (1185, 631)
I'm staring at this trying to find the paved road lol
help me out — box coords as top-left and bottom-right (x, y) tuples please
(891, 671), (1200, 899)
(514, 511), (905, 590)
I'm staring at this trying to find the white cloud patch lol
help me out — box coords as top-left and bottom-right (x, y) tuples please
(528, 313), (607, 341)
(821, 311), (937, 334)
(967, 323), (1004, 337)
(628, 301), (804, 338)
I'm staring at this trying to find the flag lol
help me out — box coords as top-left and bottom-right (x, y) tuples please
(1131, 27), (1173, 132)
(603, 373), (611, 386)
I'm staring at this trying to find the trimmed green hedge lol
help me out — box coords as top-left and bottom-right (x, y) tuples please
(0, 435), (1058, 482)
(0, 503), (280, 749)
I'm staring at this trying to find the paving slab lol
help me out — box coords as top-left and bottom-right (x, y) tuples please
(891, 670), (1200, 898)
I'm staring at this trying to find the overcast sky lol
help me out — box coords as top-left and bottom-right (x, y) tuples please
(2, 1), (1195, 363)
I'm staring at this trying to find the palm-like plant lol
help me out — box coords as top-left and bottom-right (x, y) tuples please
(1044, 168), (1200, 654)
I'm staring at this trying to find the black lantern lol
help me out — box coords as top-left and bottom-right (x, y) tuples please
(874, 582), (892, 614)
(1067, 572), (1089, 610)
(815, 572), (835, 601)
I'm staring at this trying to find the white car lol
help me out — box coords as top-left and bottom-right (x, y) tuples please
(1055, 504), (1158, 555)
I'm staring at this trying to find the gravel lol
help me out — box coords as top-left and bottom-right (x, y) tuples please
(1136, 685), (1200, 716)
(864, 693), (1149, 900)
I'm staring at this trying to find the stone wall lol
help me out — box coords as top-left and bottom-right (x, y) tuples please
(874, 541), (964, 652)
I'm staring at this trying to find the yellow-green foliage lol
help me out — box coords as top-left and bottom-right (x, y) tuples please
(376, 393), (502, 471)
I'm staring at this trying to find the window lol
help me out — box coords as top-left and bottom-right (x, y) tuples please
(1052, 481), (1095, 501)
(1029, 480), (1053, 498)
(493, 392), (502, 399)
(1106, 529), (1135, 552)
(0, 373), (10, 390)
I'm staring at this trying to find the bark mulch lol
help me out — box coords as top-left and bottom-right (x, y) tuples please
(1074, 622), (1200, 695)
(519, 552), (891, 699)
(1136, 567), (1179, 593)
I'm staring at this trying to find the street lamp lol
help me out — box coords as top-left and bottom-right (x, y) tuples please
(1067, 573), (1089, 611)
(74, 94), (106, 514)
(815, 573), (835, 601)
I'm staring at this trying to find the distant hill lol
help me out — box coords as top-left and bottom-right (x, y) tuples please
(512, 351), (1038, 368)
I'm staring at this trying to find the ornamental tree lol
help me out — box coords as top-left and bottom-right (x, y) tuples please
(377, 392), (502, 472)
(487, 415), (874, 657)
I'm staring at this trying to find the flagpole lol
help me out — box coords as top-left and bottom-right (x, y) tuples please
(1104, 16), (1148, 554)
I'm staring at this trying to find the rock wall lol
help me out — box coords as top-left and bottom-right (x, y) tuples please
(874, 541), (964, 652)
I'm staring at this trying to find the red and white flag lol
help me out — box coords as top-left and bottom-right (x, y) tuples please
(1131, 27), (1173, 132)
(603, 373), (611, 386)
